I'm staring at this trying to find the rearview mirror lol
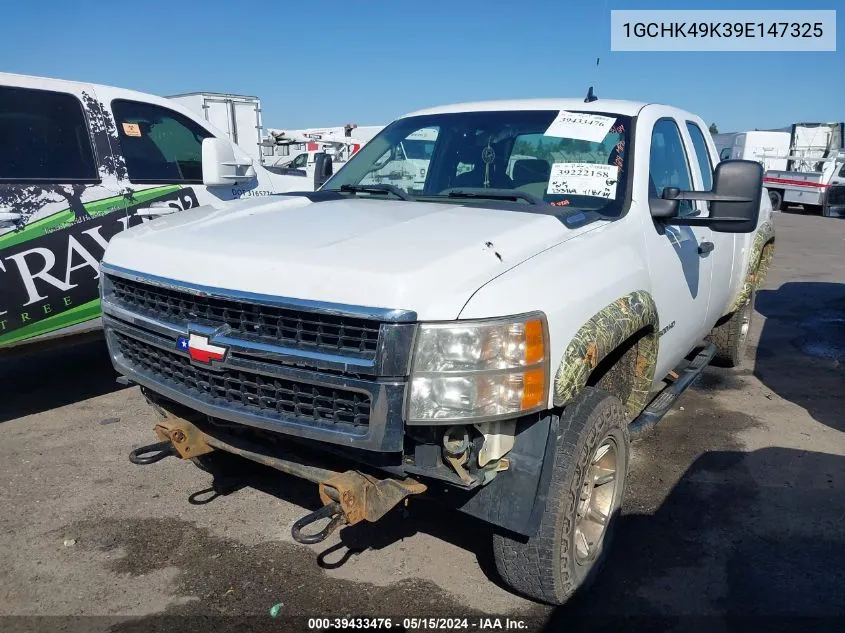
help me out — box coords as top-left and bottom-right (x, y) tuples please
(314, 153), (333, 189)
(202, 138), (256, 187)
(649, 160), (763, 234)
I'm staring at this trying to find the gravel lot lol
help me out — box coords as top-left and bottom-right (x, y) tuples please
(2, 211), (844, 632)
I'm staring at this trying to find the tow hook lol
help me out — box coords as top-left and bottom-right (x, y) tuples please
(290, 471), (427, 545)
(291, 502), (347, 544)
(129, 441), (176, 465)
(128, 416), (215, 465)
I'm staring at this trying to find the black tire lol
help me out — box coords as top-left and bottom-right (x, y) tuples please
(493, 388), (630, 605)
(768, 189), (783, 212)
(707, 290), (755, 368)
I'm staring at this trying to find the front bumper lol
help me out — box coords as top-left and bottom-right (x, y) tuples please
(102, 263), (558, 536)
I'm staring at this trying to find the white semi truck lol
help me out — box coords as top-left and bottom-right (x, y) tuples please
(101, 96), (774, 604)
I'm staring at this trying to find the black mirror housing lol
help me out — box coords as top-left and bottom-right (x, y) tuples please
(707, 160), (763, 233)
(313, 153), (334, 189)
(649, 160), (763, 234)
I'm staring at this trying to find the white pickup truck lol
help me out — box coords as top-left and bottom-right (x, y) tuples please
(101, 97), (774, 604)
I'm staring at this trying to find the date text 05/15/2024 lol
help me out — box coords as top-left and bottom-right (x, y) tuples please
(306, 617), (529, 630)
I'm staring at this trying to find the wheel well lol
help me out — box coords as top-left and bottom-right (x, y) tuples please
(585, 327), (656, 417)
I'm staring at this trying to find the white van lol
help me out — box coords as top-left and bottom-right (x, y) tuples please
(0, 73), (317, 353)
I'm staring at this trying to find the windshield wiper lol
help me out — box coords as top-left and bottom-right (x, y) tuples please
(442, 188), (544, 206)
(339, 184), (413, 201)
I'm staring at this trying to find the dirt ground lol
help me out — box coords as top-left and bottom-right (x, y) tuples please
(1, 211), (844, 633)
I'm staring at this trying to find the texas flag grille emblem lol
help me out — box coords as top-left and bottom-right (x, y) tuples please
(177, 333), (228, 364)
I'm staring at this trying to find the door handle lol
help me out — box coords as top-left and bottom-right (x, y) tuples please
(136, 202), (178, 219)
(698, 241), (715, 255)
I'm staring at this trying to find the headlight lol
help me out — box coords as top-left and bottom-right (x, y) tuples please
(408, 314), (549, 423)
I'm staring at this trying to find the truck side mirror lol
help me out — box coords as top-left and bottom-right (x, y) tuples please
(314, 153), (333, 189)
(649, 160), (763, 234)
(707, 160), (763, 233)
(202, 138), (256, 186)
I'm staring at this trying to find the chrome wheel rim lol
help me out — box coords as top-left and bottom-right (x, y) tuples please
(574, 438), (620, 565)
(739, 302), (753, 346)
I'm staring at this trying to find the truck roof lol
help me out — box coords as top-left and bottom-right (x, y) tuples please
(0, 71), (158, 102)
(402, 98), (649, 118)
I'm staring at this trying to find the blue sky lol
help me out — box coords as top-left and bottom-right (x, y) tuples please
(1, 0), (841, 132)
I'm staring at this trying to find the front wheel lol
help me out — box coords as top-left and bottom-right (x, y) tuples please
(493, 388), (629, 604)
(768, 189), (783, 211)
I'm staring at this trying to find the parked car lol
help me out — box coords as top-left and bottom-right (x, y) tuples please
(0, 72), (315, 354)
(100, 97), (774, 605)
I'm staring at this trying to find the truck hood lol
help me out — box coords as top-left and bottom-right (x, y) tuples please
(104, 195), (588, 320)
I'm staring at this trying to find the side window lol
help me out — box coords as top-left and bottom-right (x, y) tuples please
(0, 86), (98, 182)
(686, 122), (714, 190)
(649, 119), (694, 216)
(112, 99), (213, 183)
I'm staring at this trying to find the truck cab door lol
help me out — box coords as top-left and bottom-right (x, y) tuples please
(682, 120), (737, 328)
(641, 117), (714, 370)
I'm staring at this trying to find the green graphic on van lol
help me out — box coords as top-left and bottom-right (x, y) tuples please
(0, 186), (198, 346)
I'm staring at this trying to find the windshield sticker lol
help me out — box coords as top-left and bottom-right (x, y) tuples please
(122, 122), (141, 137)
(547, 163), (619, 198)
(544, 112), (616, 143)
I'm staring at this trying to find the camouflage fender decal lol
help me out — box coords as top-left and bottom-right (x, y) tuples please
(730, 221), (775, 313)
(553, 291), (659, 417)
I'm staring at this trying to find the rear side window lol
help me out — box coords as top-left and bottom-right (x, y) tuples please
(686, 122), (714, 190)
(0, 86), (98, 182)
(112, 100), (213, 183)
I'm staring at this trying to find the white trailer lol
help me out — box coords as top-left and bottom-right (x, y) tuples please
(730, 131), (791, 171)
(167, 92), (265, 162)
(763, 122), (845, 216)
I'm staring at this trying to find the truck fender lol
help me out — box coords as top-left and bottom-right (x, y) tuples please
(730, 220), (775, 313)
(553, 290), (659, 418)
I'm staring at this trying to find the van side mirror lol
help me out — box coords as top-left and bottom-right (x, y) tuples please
(649, 160), (763, 234)
(202, 138), (256, 186)
(314, 152), (333, 189)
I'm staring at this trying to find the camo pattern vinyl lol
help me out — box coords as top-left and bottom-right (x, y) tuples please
(553, 290), (659, 418)
(730, 221), (775, 313)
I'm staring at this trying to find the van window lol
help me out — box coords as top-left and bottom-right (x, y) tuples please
(0, 86), (98, 182)
(686, 122), (714, 190)
(649, 119), (694, 216)
(112, 100), (213, 183)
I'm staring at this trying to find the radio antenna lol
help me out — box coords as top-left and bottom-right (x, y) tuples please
(593, 0), (608, 94)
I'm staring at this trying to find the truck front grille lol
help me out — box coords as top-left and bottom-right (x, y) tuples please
(108, 275), (380, 358)
(114, 331), (371, 430)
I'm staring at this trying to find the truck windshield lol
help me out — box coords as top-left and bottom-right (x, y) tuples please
(323, 110), (631, 215)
